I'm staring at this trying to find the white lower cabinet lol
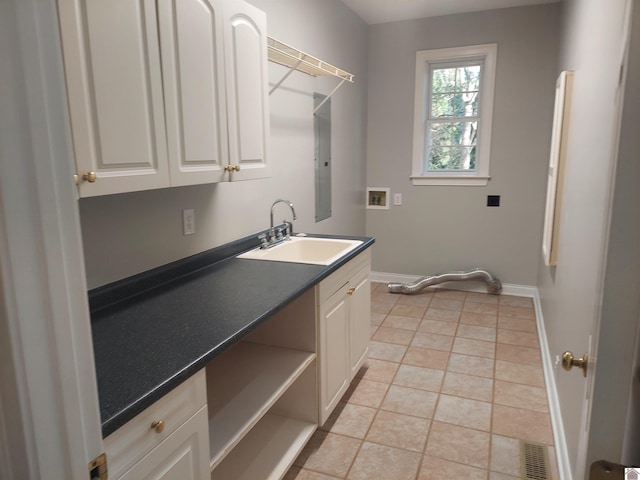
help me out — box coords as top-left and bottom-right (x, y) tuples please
(318, 284), (350, 423)
(318, 249), (371, 425)
(348, 265), (372, 379)
(207, 288), (318, 480)
(104, 369), (209, 480)
(104, 249), (371, 480)
(118, 407), (210, 480)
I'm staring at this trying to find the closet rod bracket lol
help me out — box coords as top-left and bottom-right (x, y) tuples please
(266, 36), (354, 110)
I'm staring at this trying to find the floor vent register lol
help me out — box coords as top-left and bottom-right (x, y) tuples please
(520, 440), (550, 480)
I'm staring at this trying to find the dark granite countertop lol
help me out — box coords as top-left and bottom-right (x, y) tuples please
(89, 232), (374, 437)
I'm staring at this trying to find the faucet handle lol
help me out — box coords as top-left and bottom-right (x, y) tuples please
(258, 233), (269, 249)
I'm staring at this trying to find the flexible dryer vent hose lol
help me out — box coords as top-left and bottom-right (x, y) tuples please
(387, 269), (502, 295)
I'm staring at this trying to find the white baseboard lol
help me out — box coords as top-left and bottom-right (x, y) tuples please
(533, 291), (572, 480)
(370, 271), (537, 297)
(370, 270), (572, 478)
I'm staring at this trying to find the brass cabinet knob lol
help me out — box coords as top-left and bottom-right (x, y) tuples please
(82, 171), (97, 183)
(233, 165), (241, 172)
(562, 351), (588, 377)
(346, 287), (356, 296)
(151, 420), (165, 434)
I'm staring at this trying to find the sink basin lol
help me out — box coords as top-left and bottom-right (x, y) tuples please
(237, 236), (363, 265)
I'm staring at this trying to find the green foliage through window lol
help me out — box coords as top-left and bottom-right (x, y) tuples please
(426, 63), (481, 172)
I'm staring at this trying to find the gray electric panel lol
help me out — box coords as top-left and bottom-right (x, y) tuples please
(314, 93), (331, 222)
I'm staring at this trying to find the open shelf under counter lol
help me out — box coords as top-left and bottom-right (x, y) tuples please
(206, 341), (316, 470)
(211, 413), (316, 480)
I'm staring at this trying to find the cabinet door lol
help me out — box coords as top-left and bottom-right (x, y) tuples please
(349, 267), (371, 379)
(158, 0), (229, 187)
(58, 0), (170, 197)
(318, 285), (350, 425)
(119, 406), (209, 480)
(222, 0), (271, 181)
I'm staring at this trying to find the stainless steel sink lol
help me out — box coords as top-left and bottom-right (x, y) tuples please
(237, 236), (362, 265)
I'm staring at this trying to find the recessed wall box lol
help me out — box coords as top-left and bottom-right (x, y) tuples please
(366, 187), (390, 210)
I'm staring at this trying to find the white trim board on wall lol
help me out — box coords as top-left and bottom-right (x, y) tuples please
(533, 290), (571, 480)
(370, 270), (571, 479)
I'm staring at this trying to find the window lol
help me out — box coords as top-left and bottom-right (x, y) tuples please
(411, 44), (497, 186)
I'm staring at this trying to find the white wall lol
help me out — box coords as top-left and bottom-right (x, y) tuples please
(80, 0), (368, 288)
(536, 0), (633, 475)
(365, 4), (561, 286)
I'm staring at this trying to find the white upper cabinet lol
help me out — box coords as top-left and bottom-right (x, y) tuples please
(58, 0), (269, 197)
(223, 0), (270, 181)
(58, 0), (170, 197)
(158, 0), (229, 187)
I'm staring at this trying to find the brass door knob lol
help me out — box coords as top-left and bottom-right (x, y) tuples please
(562, 351), (588, 377)
(151, 420), (165, 434)
(83, 171), (97, 183)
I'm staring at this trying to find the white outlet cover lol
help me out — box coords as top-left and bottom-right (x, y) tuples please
(183, 209), (195, 235)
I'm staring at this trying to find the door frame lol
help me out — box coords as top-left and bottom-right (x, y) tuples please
(0, 0), (103, 477)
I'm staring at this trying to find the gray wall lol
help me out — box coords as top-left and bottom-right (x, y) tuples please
(365, 4), (561, 285)
(80, 0), (368, 288)
(536, 0), (634, 475)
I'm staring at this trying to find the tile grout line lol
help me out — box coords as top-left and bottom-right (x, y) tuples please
(294, 285), (552, 479)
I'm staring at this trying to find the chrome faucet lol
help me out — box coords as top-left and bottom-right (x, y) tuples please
(262, 199), (296, 247)
(270, 199), (296, 230)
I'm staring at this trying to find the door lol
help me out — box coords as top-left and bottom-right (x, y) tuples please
(58, 0), (170, 196)
(222, 0), (271, 181)
(348, 267), (371, 379)
(158, 0), (229, 186)
(584, 0), (640, 473)
(318, 284), (350, 425)
(546, 1), (637, 478)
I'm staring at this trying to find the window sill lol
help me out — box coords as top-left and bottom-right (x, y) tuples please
(410, 175), (490, 186)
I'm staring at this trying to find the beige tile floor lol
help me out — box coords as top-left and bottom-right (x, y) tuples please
(285, 283), (559, 480)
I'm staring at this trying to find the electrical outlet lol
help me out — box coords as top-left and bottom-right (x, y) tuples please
(393, 193), (402, 206)
(183, 209), (195, 235)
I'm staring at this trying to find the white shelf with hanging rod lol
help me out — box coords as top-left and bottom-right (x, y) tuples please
(267, 36), (355, 114)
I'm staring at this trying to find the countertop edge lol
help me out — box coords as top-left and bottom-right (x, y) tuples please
(95, 233), (374, 437)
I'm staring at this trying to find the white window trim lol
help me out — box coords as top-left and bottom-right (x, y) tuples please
(411, 44), (497, 186)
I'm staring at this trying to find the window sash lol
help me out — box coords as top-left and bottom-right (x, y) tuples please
(411, 44), (497, 186)
(425, 60), (483, 174)
(425, 121), (479, 172)
(428, 61), (483, 119)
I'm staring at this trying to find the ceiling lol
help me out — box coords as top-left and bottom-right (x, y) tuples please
(339, 0), (561, 25)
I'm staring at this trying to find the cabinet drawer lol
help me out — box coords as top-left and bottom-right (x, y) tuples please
(318, 248), (371, 304)
(118, 406), (209, 480)
(104, 369), (207, 479)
